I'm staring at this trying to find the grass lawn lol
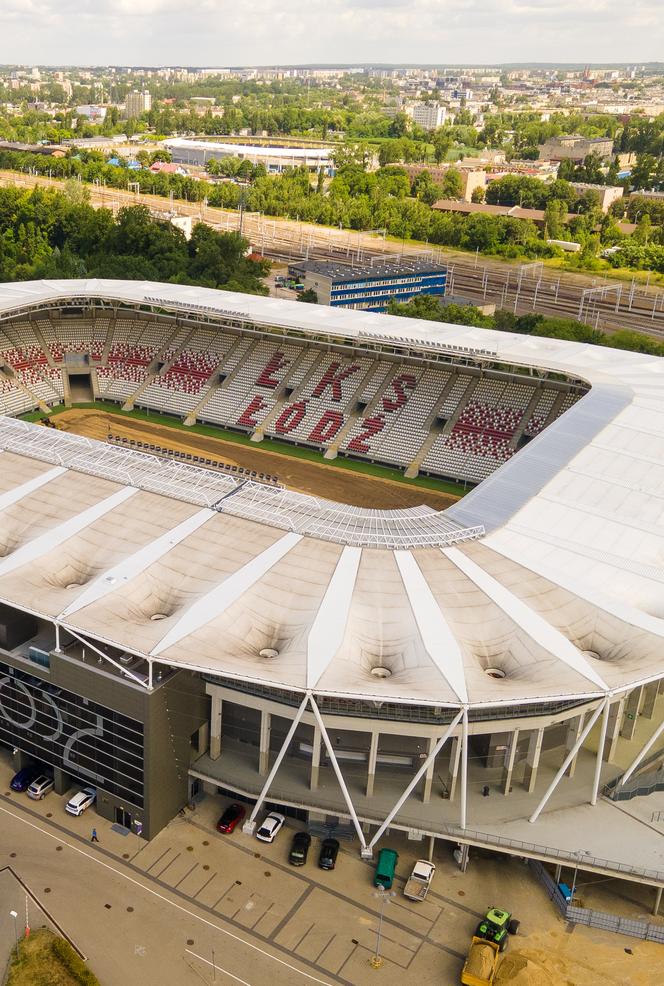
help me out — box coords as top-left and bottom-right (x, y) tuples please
(21, 401), (468, 498)
(4, 928), (99, 986)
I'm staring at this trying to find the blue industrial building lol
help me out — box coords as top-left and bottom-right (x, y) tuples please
(290, 259), (447, 312)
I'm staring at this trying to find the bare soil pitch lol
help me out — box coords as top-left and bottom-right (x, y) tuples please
(53, 409), (459, 510)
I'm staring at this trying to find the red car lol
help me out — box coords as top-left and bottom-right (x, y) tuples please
(216, 803), (246, 833)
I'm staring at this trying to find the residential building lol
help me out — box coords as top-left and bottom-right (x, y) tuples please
(538, 135), (614, 162)
(125, 90), (152, 118)
(409, 102), (447, 130)
(571, 183), (624, 213)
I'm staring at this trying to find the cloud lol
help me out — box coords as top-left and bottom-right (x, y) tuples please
(0, 0), (661, 64)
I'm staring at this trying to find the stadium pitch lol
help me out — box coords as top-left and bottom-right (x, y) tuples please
(30, 404), (463, 510)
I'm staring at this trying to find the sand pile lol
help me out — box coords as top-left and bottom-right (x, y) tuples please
(495, 952), (554, 986)
(465, 941), (497, 980)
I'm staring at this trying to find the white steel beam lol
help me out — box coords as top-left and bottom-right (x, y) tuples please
(460, 707), (469, 830)
(243, 692), (309, 834)
(62, 625), (149, 689)
(306, 545), (361, 688)
(394, 550), (468, 703)
(152, 531), (302, 656)
(58, 506), (214, 619)
(0, 485), (137, 578)
(309, 695), (367, 850)
(368, 708), (463, 849)
(0, 464), (66, 512)
(529, 698), (607, 823)
(591, 695), (611, 805)
(619, 716), (664, 787)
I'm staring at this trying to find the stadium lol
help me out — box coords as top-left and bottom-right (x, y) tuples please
(0, 279), (662, 900)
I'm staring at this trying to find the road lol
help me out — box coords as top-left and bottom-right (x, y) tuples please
(2, 169), (664, 339)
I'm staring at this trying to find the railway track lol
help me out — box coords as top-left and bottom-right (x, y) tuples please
(3, 170), (663, 338)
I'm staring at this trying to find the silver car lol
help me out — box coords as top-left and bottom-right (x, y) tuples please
(27, 775), (54, 800)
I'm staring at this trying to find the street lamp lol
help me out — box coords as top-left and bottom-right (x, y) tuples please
(9, 910), (19, 959)
(370, 886), (395, 969)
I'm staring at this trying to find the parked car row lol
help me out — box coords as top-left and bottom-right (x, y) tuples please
(214, 804), (341, 870)
(10, 765), (96, 816)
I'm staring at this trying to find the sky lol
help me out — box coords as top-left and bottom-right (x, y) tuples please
(2, 0), (663, 67)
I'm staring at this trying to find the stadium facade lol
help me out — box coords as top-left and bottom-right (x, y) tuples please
(0, 281), (662, 892)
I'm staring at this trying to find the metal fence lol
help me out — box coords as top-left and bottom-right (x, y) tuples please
(529, 859), (664, 944)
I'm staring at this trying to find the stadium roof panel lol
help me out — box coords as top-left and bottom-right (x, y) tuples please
(0, 280), (661, 708)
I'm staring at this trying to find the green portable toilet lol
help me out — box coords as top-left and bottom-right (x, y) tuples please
(374, 847), (399, 888)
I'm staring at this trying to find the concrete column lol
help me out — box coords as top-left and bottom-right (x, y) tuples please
(554, 864), (562, 883)
(605, 696), (626, 763)
(366, 731), (379, 798)
(448, 735), (461, 802)
(422, 735), (437, 803)
(501, 729), (520, 795)
(485, 732), (509, 768)
(523, 727), (544, 793)
(197, 721), (209, 756)
(620, 687), (642, 741)
(310, 726), (321, 791)
(209, 693), (222, 761)
(428, 834), (435, 862)
(259, 710), (272, 777)
(641, 682), (659, 720)
(654, 886), (663, 917)
(564, 713), (585, 779)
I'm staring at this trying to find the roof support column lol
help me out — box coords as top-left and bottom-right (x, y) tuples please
(501, 728), (519, 795)
(447, 735), (461, 802)
(310, 725), (321, 791)
(309, 695), (367, 852)
(641, 682), (659, 720)
(259, 710), (272, 777)
(243, 692), (309, 836)
(620, 686), (642, 741)
(529, 698), (606, 824)
(366, 731), (379, 799)
(564, 713), (586, 779)
(591, 695), (611, 805)
(460, 708), (469, 831)
(209, 692), (222, 761)
(605, 695), (625, 763)
(54, 622), (62, 654)
(369, 709), (464, 850)
(422, 735), (438, 803)
(523, 727), (544, 793)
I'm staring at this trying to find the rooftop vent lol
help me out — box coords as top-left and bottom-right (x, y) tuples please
(371, 666), (392, 679)
(485, 667), (506, 680)
(259, 648), (279, 659)
(150, 613), (168, 622)
(66, 583), (81, 590)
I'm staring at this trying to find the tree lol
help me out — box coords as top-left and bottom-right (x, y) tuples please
(544, 199), (567, 239)
(296, 287), (318, 304)
(432, 129), (453, 165)
(440, 168), (463, 199)
(471, 186), (485, 203)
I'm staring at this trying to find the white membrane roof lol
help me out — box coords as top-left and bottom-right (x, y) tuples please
(0, 279), (662, 709)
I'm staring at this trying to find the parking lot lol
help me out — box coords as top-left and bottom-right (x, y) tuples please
(0, 750), (661, 985)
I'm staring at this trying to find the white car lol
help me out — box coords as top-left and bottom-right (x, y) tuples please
(256, 811), (286, 843)
(65, 786), (97, 816)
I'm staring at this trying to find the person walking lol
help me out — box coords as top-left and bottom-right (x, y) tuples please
(91, 828), (99, 843)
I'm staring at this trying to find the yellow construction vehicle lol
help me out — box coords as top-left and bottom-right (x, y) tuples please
(460, 936), (500, 986)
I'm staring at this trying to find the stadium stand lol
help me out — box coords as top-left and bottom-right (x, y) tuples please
(0, 311), (583, 487)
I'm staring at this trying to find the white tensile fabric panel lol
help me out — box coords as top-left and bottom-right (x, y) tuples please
(0, 485), (137, 579)
(58, 507), (215, 619)
(0, 465), (66, 512)
(444, 546), (608, 691)
(394, 549), (468, 704)
(307, 545), (362, 689)
(151, 531), (303, 656)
